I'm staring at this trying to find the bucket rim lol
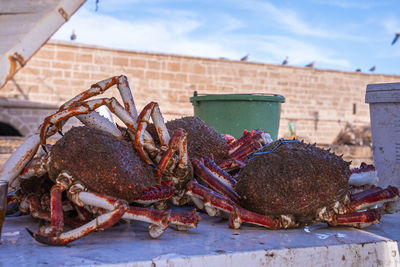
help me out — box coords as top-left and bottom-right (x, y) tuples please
(190, 93), (285, 103)
(365, 83), (400, 103)
(366, 82), (400, 92)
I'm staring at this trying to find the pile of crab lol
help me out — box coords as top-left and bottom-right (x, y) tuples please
(1, 75), (399, 246)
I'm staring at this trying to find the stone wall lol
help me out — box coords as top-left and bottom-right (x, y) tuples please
(0, 98), (81, 137)
(0, 98), (57, 135)
(1, 41), (400, 144)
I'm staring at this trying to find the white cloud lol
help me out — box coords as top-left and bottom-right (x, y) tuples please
(381, 17), (400, 33)
(309, 0), (374, 9)
(227, 34), (352, 68)
(52, 8), (242, 59)
(236, 0), (365, 41)
(217, 13), (244, 33)
(52, 1), (359, 70)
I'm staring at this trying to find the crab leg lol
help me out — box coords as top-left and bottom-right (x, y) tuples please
(169, 209), (201, 231)
(39, 98), (157, 154)
(228, 129), (272, 156)
(123, 206), (171, 238)
(70, 187), (173, 238)
(76, 111), (123, 138)
(0, 134), (40, 192)
(50, 184), (65, 234)
(318, 186), (399, 228)
(19, 195), (88, 228)
(328, 209), (381, 228)
(166, 128), (193, 206)
(59, 75), (138, 138)
(79, 193), (172, 238)
(172, 128), (189, 175)
(349, 186), (399, 211)
(156, 129), (188, 180)
(187, 180), (282, 229)
(132, 181), (176, 205)
(135, 102), (170, 166)
(221, 134), (235, 145)
(203, 156), (236, 188)
(229, 137), (263, 160)
(192, 158), (239, 203)
(18, 157), (47, 179)
(20, 194), (51, 221)
(27, 207), (127, 246)
(6, 149), (49, 194)
(70, 185), (200, 235)
(7, 153), (49, 197)
(348, 162), (378, 194)
(125, 207), (201, 235)
(41, 98), (134, 143)
(218, 159), (247, 171)
(219, 130), (272, 170)
(29, 180), (129, 245)
(59, 75), (138, 120)
(176, 130), (189, 168)
(48, 172), (78, 234)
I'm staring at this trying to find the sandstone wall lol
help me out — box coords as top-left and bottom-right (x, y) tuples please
(1, 41), (400, 144)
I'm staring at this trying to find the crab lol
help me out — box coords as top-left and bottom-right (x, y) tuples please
(0, 75), (200, 245)
(186, 139), (399, 230)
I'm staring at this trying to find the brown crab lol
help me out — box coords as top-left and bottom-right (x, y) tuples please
(0, 75), (200, 245)
(187, 139), (400, 230)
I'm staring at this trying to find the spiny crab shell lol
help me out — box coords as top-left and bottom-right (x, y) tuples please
(188, 138), (399, 230)
(49, 126), (159, 201)
(235, 140), (351, 220)
(148, 116), (229, 165)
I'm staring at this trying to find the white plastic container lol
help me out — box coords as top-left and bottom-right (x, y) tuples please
(365, 82), (400, 189)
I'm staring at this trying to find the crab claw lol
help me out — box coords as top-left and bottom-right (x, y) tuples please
(26, 228), (65, 246)
(169, 209), (202, 231)
(349, 162), (378, 186)
(27, 207), (127, 246)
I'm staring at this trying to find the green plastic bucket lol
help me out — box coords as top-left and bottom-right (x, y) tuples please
(190, 92), (285, 139)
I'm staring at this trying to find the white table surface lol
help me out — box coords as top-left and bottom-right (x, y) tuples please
(1, 208), (399, 267)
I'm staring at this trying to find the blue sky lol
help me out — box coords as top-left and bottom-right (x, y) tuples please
(52, 0), (400, 75)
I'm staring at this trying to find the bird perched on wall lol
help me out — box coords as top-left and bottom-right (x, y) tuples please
(391, 32), (400, 45)
(95, 0), (100, 12)
(70, 30), (77, 41)
(355, 69), (361, 72)
(369, 65), (376, 72)
(282, 57), (288, 65)
(305, 61), (315, 68)
(240, 54), (249, 61)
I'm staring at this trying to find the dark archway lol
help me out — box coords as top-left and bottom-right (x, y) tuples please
(0, 122), (22, 136)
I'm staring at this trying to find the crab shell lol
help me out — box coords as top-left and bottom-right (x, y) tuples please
(48, 126), (159, 202)
(235, 140), (351, 219)
(148, 116), (229, 165)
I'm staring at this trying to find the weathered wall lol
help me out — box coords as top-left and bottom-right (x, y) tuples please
(0, 98), (59, 136)
(1, 41), (400, 144)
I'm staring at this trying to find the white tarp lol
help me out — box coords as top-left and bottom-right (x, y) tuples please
(0, 0), (86, 89)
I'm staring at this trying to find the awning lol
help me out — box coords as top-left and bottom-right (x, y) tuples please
(0, 0), (86, 89)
